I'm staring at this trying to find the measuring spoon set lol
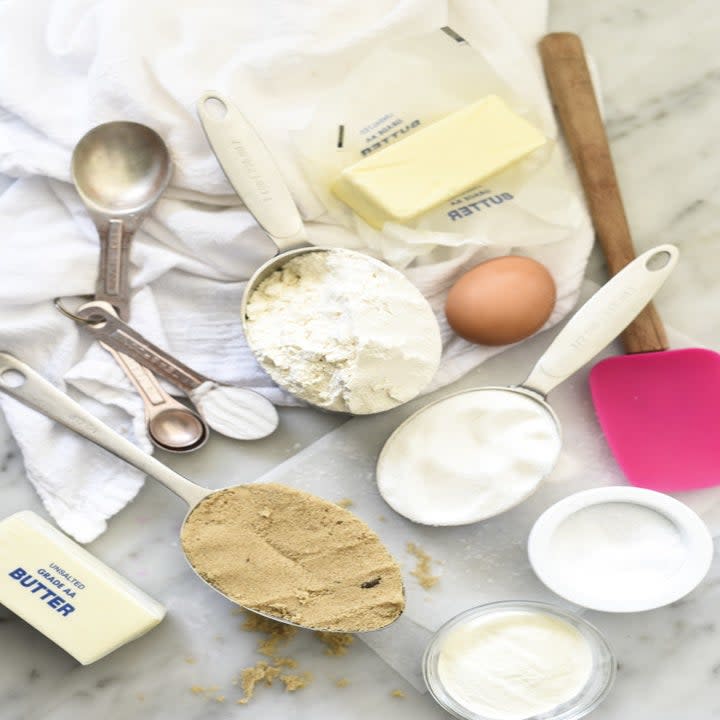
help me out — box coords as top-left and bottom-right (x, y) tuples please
(62, 119), (278, 451)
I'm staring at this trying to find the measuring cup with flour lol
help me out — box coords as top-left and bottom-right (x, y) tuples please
(377, 245), (678, 526)
(197, 93), (442, 413)
(0, 353), (405, 633)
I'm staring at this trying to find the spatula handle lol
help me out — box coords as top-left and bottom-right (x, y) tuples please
(539, 32), (669, 354)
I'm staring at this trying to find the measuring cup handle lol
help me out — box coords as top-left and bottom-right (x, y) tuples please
(0, 352), (210, 508)
(95, 219), (132, 321)
(522, 245), (679, 396)
(197, 91), (307, 251)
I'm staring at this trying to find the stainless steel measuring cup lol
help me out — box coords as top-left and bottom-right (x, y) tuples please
(0, 352), (404, 633)
(197, 92), (442, 413)
(377, 245), (679, 526)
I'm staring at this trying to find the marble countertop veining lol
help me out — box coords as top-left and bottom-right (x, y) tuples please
(2, 0), (720, 718)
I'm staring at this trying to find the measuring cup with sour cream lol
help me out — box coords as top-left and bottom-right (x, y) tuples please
(377, 245), (678, 526)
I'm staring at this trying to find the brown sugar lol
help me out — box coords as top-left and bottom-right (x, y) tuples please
(241, 610), (298, 656)
(407, 542), (439, 590)
(181, 484), (405, 631)
(316, 631), (355, 656)
(236, 660), (312, 704)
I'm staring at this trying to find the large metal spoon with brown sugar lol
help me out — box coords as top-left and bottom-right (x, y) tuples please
(0, 352), (404, 633)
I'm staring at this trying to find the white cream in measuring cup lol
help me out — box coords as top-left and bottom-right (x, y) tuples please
(377, 245), (678, 526)
(197, 92), (442, 413)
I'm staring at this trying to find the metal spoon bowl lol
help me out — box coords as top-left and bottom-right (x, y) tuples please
(150, 407), (208, 452)
(0, 352), (404, 633)
(72, 121), (173, 216)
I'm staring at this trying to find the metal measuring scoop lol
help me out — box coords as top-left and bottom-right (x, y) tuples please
(107, 348), (208, 453)
(71, 122), (209, 452)
(0, 352), (404, 633)
(197, 92), (442, 413)
(72, 121), (173, 320)
(377, 246), (679, 526)
(72, 300), (278, 440)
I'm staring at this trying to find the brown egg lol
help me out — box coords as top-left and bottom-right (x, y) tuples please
(445, 256), (556, 346)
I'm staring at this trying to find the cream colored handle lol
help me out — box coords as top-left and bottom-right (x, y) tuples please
(0, 352), (210, 508)
(197, 92), (306, 250)
(523, 245), (678, 396)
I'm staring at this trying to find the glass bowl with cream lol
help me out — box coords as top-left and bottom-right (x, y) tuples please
(423, 601), (615, 720)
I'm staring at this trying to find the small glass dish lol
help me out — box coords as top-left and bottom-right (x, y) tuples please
(423, 601), (616, 720)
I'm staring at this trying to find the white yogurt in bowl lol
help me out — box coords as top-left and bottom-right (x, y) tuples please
(424, 601), (615, 720)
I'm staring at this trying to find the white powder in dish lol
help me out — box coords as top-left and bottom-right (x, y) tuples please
(377, 389), (561, 525)
(244, 250), (441, 414)
(545, 502), (687, 603)
(437, 609), (593, 720)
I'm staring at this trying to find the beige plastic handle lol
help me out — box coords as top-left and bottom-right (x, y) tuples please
(197, 92), (306, 250)
(524, 245), (678, 396)
(539, 32), (669, 354)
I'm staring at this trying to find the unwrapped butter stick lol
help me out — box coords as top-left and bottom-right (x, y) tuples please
(0, 511), (165, 664)
(332, 95), (546, 228)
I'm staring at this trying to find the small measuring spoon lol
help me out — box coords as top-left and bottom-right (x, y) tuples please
(377, 245), (679, 526)
(74, 300), (279, 440)
(72, 121), (173, 321)
(107, 349), (208, 453)
(0, 352), (404, 633)
(197, 92), (442, 413)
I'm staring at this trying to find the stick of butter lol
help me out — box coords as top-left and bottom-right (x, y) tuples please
(332, 95), (546, 229)
(0, 511), (165, 665)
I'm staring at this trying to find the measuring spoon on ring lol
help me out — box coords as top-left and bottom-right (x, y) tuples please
(105, 346), (208, 453)
(71, 300), (278, 441)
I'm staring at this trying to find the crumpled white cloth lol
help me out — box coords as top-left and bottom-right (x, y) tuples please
(0, 0), (592, 543)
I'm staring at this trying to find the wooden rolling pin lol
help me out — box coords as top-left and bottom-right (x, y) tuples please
(539, 32), (668, 354)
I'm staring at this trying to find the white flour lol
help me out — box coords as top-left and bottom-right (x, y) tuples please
(377, 389), (561, 525)
(244, 250), (441, 414)
(437, 609), (593, 720)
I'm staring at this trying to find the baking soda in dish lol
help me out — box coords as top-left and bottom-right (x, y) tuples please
(437, 609), (593, 720)
(545, 502), (687, 601)
(377, 389), (561, 525)
(244, 250), (441, 413)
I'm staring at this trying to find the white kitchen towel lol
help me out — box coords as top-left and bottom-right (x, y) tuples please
(0, 0), (593, 543)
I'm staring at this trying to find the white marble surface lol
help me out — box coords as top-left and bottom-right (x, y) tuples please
(2, 0), (720, 718)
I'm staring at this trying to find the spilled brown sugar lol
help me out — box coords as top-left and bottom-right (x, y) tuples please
(181, 483), (405, 632)
(237, 660), (312, 704)
(316, 631), (355, 656)
(407, 542), (439, 590)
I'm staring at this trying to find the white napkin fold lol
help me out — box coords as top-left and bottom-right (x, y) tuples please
(0, 0), (592, 542)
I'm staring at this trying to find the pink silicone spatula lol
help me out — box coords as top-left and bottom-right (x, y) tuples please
(540, 32), (720, 493)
